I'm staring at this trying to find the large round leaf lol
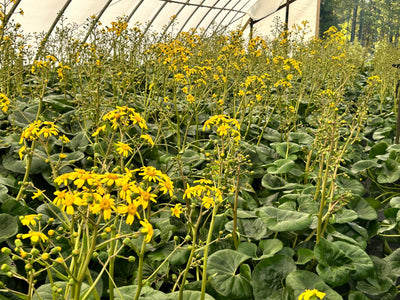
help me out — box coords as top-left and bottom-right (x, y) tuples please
(166, 290), (215, 300)
(252, 255), (296, 300)
(347, 196), (377, 220)
(351, 159), (380, 173)
(0, 214), (18, 243)
(285, 270), (343, 300)
(33, 282), (96, 300)
(207, 249), (252, 299)
(256, 207), (313, 232)
(114, 285), (165, 300)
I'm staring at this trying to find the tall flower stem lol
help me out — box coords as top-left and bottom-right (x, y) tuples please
(200, 203), (219, 300)
(133, 237), (147, 300)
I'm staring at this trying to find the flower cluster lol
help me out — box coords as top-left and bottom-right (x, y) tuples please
(183, 179), (222, 209)
(0, 93), (10, 113)
(53, 166), (173, 242)
(102, 106), (147, 130)
(203, 115), (241, 142)
(20, 120), (60, 142)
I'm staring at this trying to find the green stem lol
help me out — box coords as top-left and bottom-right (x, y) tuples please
(133, 236), (147, 300)
(200, 204), (219, 300)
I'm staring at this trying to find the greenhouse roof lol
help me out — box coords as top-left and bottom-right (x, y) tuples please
(7, 0), (319, 38)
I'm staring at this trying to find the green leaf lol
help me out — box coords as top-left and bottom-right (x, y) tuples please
(390, 196), (400, 208)
(237, 242), (258, 258)
(333, 209), (358, 224)
(256, 239), (283, 260)
(348, 291), (369, 300)
(347, 196), (377, 220)
(166, 290), (215, 300)
(272, 142), (301, 160)
(0, 214), (18, 243)
(337, 177), (365, 195)
(207, 249), (252, 299)
(68, 132), (89, 152)
(3, 152), (48, 174)
(33, 282), (96, 300)
(256, 207), (313, 232)
(252, 255), (296, 300)
(114, 285), (165, 300)
(384, 248), (400, 276)
(314, 238), (353, 286)
(351, 160), (380, 172)
(285, 270), (343, 300)
(225, 217), (269, 240)
(261, 174), (303, 191)
(289, 131), (313, 145)
(369, 141), (388, 159)
(334, 241), (373, 280)
(296, 248), (314, 265)
(372, 127), (392, 140)
(267, 159), (296, 174)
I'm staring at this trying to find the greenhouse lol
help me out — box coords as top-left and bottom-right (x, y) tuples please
(0, 0), (399, 299)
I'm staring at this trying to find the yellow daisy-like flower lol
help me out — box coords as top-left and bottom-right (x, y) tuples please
(140, 134), (154, 146)
(92, 124), (106, 137)
(201, 196), (215, 209)
(21, 231), (48, 243)
(61, 191), (86, 215)
(91, 194), (116, 220)
(140, 219), (153, 243)
(136, 186), (158, 209)
(32, 189), (45, 200)
(18, 145), (26, 160)
(101, 172), (122, 187)
(0, 93), (10, 113)
(118, 200), (140, 225)
(20, 214), (39, 226)
(159, 177), (174, 197)
(298, 289), (326, 300)
(115, 141), (133, 157)
(217, 124), (230, 136)
(171, 203), (182, 218)
(138, 166), (162, 182)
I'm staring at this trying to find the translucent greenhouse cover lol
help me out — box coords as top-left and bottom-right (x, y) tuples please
(10, 0), (319, 38)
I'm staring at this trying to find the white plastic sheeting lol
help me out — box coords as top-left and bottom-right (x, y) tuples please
(9, 0), (319, 38)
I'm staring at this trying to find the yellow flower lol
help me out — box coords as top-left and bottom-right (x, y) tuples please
(60, 191), (86, 215)
(171, 203), (182, 218)
(298, 289), (326, 300)
(136, 186), (157, 209)
(115, 141), (133, 157)
(118, 200), (140, 225)
(140, 219), (153, 243)
(138, 166), (162, 182)
(159, 176), (174, 197)
(202, 196), (215, 209)
(21, 231), (48, 243)
(186, 94), (195, 104)
(140, 134), (154, 146)
(92, 125), (106, 137)
(20, 214), (39, 226)
(91, 194), (116, 220)
(101, 172), (122, 187)
(18, 145), (26, 160)
(0, 93), (10, 113)
(32, 189), (45, 200)
(217, 124), (230, 136)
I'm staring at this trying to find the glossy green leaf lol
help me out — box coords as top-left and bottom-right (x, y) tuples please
(267, 159), (296, 174)
(314, 238), (353, 286)
(33, 282), (96, 300)
(114, 285), (165, 300)
(207, 249), (252, 299)
(252, 255), (296, 300)
(351, 160), (380, 172)
(0, 214), (18, 243)
(166, 291), (215, 300)
(285, 270), (343, 300)
(347, 196), (377, 220)
(369, 141), (388, 159)
(348, 291), (369, 300)
(261, 174), (303, 191)
(296, 248), (314, 265)
(256, 207), (313, 232)
(272, 142), (301, 160)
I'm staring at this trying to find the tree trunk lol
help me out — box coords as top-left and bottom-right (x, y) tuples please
(350, 3), (358, 42)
